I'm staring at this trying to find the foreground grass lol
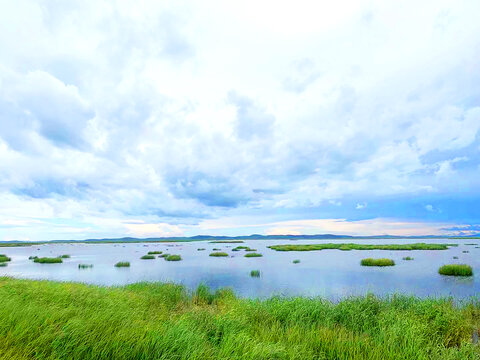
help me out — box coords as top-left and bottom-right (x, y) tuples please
(439, 264), (473, 277)
(361, 258), (395, 267)
(268, 243), (454, 252)
(0, 277), (479, 360)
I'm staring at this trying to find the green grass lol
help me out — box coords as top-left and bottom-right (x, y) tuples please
(115, 262), (130, 267)
(197, 248), (206, 251)
(0, 262), (7, 267)
(293, 259), (301, 264)
(244, 248), (257, 251)
(233, 246), (249, 250)
(453, 256), (459, 259)
(147, 251), (163, 255)
(463, 250), (470, 253)
(165, 254), (182, 261)
(244, 253), (262, 258)
(250, 270), (260, 277)
(402, 257), (414, 261)
(361, 258), (395, 267)
(28, 256), (38, 260)
(438, 264), (473, 277)
(33, 257), (63, 264)
(159, 253), (170, 258)
(140, 255), (156, 260)
(0, 255), (11, 263)
(78, 264), (94, 269)
(209, 240), (244, 243)
(269, 243), (454, 252)
(209, 252), (229, 257)
(0, 277), (479, 359)
(59, 254), (70, 258)
(212, 248), (221, 251)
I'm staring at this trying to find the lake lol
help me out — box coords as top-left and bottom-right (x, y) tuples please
(1, 238), (479, 299)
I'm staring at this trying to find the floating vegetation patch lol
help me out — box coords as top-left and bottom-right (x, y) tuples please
(268, 243), (453, 252)
(212, 248), (221, 251)
(59, 255), (70, 259)
(115, 262), (130, 267)
(293, 259), (301, 264)
(147, 251), (163, 255)
(438, 264), (473, 277)
(165, 255), (182, 261)
(209, 240), (244, 243)
(78, 264), (93, 269)
(0, 255), (11, 263)
(28, 256), (38, 260)
(209, 252), (229, 257)
(402, 257), (414, 261)
(462, 251), (469, 253)
(34, 257), (63, 264)
(140, 255), (156, 260)
(250, 270), (260, 277)
(197, 248), (206, 251)
(244, 253), (262, 258)
(360, 258), (395, 267)
(0, 262), (7, 267)
(453, 256), (459, 259)
(244, 248), (257, 252)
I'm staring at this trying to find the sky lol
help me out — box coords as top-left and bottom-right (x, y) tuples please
(0, 0), (480, 241)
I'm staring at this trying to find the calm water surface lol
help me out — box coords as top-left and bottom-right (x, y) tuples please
(1, 239), (479, 299)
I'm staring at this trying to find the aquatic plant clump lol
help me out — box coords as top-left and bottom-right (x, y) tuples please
(212, 248), (221, 251)
(33, 257), (63, 264)
(0, 277), (478, 359)
(402, 257), (414, 260)
(115, 262), (130, 267)
(59, 255), (70, 258)
(140, 255), (156, 260)
(268, 243), (453, 252)
(0, 262), (7, 267)
(209, 252), (229, 257)
(197, 248), (206, 251)
(147, 251), (163, 255)
(438, 264), (473, 277)
(250, 270), (260, 277)
(165, 254), (182, 261)
(244, 253), (262, 258)
(0, 255), (11, 263)
(209, 240), (244, 243)
(78, 264), (93, 269)
(360, 258), (395, 267)
(293, 259), (301, 264)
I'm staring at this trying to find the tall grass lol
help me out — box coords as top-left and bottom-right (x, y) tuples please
(402, 257), (414, 261)
(165, 254), (182, 261)
(293, 259), (301, 264)
(0, 278), (478, 359)
(141, 255), (156, 260)
(59, 254), (70, 258)
(244, 253), (262, 258)
(0, 255), (11, 263)
(115, 262), (130, 267)
(269, 243), (453, 252)
(33, 257), (63, 264)
(209, 252), (229, 257)
(78, 264), (93, 269)
(250, 270), (260, 277)
(147, 251), (163, 255)
(361, 258), (395, 267)
(438, 264), (473, 276)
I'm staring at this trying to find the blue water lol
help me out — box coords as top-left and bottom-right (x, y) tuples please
(1, 239), (479, 299)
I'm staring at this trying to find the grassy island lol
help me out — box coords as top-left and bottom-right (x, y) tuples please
(439, 264), (473, 277)
(244, 253), (262, 258)
(141, 255), (156, 260)
(33, 257), (63, 264)
(0, 277), (478, 359)
(0, 254), (11, 263)
(268, 243), (454, 252)
(209, 252), (229, 257)
(114, 261), (130, 267)
(165, 254), (182, 261)
(361, 258), (395, 267)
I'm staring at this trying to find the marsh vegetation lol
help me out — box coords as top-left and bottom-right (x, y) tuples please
(165, 254), (182, 261)
(361, 258), (395, 267)
(33, 257), (63, 264)
(140, 255), (156, 260)
(209, 252), (229, 257)
(244, 253), (262, 258)
(250, 270), (260, 277)
(269, 243), (453, 252)
(438, 264), (473, 277)
(114, 261), (130, 267)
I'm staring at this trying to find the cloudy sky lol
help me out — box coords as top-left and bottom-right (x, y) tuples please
(0, 0), (479, 241)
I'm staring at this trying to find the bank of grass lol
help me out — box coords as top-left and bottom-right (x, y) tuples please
(147, 251), (163, 255)
(361, 258), (395, 267)
(141, 255), (156, 260)
(250, 270), (260, 277)
(115, 262), (130, 267)
(244, 252), (262, 258)
(33, 257), (63, 264)
(269, 243), (454, 252)
(165, 254), (182, 261)
(0, 254), (11, 263)
(0, 277), (479, 359)
(209, 252), (229, 257)
(439, 264), (473, 277)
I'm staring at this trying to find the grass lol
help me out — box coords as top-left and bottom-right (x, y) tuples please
(293, 259), (301, 264)
(233, 246), (249, 250)
(28, 256), (38, 260)
(244, 248), (257, 251)
(0, 278), (479, 359)
(402, 257), (414, 261)
(59, 254), (70, 258)
(438, 264), (473, 277)
(78, 264), (93, 269)
(159, 253), (170, 258)
(147, 251), (163, 255)
(197, 248), (206, 251)
(268, 243), (454, 252)
(115, 262), (130, 267)
(361, 258), (395, 267)
(212, 248), (221, 251)
(250, 270), (260, 277)
(141, 255), (156, 260)
(0, 262), (7, 267)
(209, 252), (229, 257)
(165, 254), (182, 261)
(244, 253), (262, 258)
(453, 256), (459, 259)
(33, 257), (63, 264)
(0, 255), (11, 263)
(463, 251), (470, 253)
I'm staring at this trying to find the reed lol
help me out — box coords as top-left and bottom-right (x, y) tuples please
(250, 270), (260, 277)
(360, 258), (395, 267)
(147, 251), (163, 255)
(141, 255), (156, 260)
(209, 252), (229, 257)
(78, 264), (94, 269)
(114, 262), (130, 267)
(33, 257), (63, 264)
(438, 264), (473, 276)
(165, 254), (182, 261)
(269, 243), (453, 252)
(244, 253), (262, 258)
